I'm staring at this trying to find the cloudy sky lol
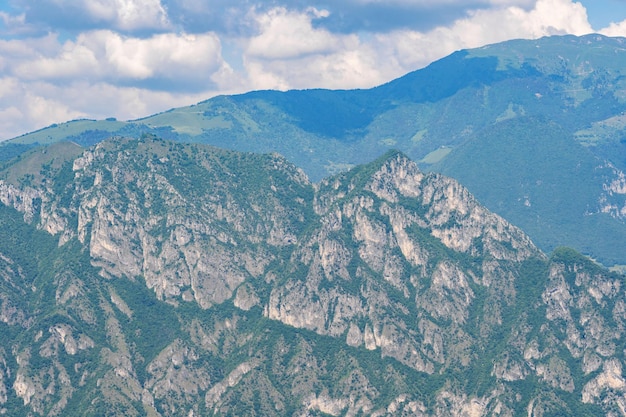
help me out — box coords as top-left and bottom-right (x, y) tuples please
(1, 0), (625, 140)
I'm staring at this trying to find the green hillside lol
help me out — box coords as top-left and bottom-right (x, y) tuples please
(0, 137), (622, 415)
(3, 34), (626, 266)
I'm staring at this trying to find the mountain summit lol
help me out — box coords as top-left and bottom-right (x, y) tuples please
(4, 34), (626, 266)
(0, 137), (624, 415)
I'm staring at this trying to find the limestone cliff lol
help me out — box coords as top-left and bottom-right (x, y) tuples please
(0, 138), (623, 416)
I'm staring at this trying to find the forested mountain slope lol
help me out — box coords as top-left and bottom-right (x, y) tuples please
(4, 34), (626, 265)
(0, 137), (624, 416)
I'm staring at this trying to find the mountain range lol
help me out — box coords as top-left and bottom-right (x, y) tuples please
(3, 33), (626, 266)
(1, 33), (626, 416)
(0, 136), (624, 416)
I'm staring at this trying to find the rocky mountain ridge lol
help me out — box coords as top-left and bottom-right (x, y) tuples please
(0, 137), (624, 415)
(4, 34), (626, 266)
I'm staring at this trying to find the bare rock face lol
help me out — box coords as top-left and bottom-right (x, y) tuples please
(266, 152), (543, 375)
(233, 283), (261, 311)
(582, 359), (626, 404)
(145, 339), (213, 415)
(0, 182), (42, 224)
(0, 138), (625, 416)
(39, 138), (309, 311)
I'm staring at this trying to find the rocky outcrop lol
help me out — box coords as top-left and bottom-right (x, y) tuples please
(0, 138), (624, 416)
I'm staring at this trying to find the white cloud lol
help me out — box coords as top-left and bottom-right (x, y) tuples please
(11, 30), (229, 86)
(45, 81), (210, 120)
(0, 34), (61, 61)
(487, 0), (536, 6)
(246, 7), (350, 60)
(56, 0), (170, 31)
(518, 0), (592, 35)
(357, 0), (530, 5)
(0, 77), (87, 140)
(600, 20), (626, 37)
(245, 45), (385, 91)
(102, 31), (225, 80)
(0, 75), (232, 140)
(0, 11), (26, 29)
(14, 41), (99, 80)
(370, 0), (593, 76)
(241, 7), (386, 90)
(442, 0), (592, 48)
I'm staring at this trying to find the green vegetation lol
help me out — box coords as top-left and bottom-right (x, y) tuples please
(2, 34), (625, 266)
(7, 119), (127, 145)
(0, 69), (625, 414)
(419, 147), (452, 164)
(0, 141), (83, 187)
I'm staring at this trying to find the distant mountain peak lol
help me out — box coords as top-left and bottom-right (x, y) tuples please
(3, 34), (626, 266)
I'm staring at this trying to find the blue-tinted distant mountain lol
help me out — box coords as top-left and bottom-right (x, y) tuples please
(3, 33), (626, 265)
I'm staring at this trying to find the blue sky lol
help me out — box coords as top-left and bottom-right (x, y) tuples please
(584, 0), (626, 28)
(0, 0), (625, 140)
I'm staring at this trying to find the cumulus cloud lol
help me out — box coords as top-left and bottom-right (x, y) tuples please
(313, 1), (489, 34)
(600, 19), (626, 36)
(161, 0), (260, 36)
(39, 81), (215, 120)
(8, 30), (231, 90)
(246, 7), (347, 60)
(86, 0), (170, 31)
(16, 0), (170, 34)
(0, 77), (87, 140)
(241, 7), (385, 90)
(6, 0), (543, 36)
(0, 73), (237, 140)
(157, 0), (492, 35)
(0, 11), (30, 36)
(427, 0), (592, 49)
(244, 42), (385, 91)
